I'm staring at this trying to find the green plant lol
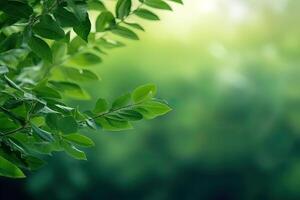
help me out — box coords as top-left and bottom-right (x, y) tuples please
(0, 0), (182, 178)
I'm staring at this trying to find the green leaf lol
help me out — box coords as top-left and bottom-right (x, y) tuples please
(3, 75), (24, 92)
(63, 133), (94, 147)
(135, 100), (171, 119)
(73, 14), (91, 41)
(0, 156), (25, 178)
(124, 22), (145, 31)
(0, 65), (9, 74)
(88, 0), (106, 11)
(28, 36), (52, 62)
(141, 0), (172, 10)
(31, 124), (54, 142)
(33, 15), (65, 40)
(134, 8), (160, 20)
(57, 116), (78, 134)
(54, 7), (80, 27)
(167, 0), (183, 4)
(112, 93), (131, 109)
(61, 141), (87, 160)
(111, 26), (139, 40)
(33, 81), (62, 99)
(62, 67), (99, 81)
(95, 11), (115, 32)
(95, 117), (133, 131)
(66, 0), (88, 22)
(132, 84), (157, 103)
(0, 1), (33, 19)
(116, 0), (132, 19)
(25, 156), (46, 170)
(93, 98), (108, 114)
(49, 81), (89, 99)
(68, 36), (87, 55)
(45, 113), (59, 130)
(117, 110), (143, 121)
(69, 52), (102, 66)
(51, 41), (67, 64)
(97, 38), (125, 49)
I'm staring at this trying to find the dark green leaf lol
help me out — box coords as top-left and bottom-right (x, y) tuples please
(28, 36), (52, 62)
(117, 110), (143, 121)
(0, 1), (33, 19)
(57, 116), (78, 134)
(61, 141), (87, 160)
(31, 124), (54, 142)
(73, 14), (91, 41)
(33, 15), (65, 40)
(63, 133), (94, 147)
(54, 7), (80, 27)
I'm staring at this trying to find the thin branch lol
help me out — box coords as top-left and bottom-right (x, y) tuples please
(0, 124), (28, 137)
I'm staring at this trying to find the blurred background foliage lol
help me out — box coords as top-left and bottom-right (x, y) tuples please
(1, 0), (300, 199)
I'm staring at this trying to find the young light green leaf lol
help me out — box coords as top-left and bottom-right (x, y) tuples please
(112, 93), (131, 109)
(88, 0), (106, 11)
(93, 98), (108, 114)
(0, 156), (25, 178)
(28, 36), (52, 62)
(95, 11), (115, 32)
(135, 100), (171, 119)
(51, 41), (67, 64)
(49, 81), (90, 99)
(132, 84), (157, 103)
(63, 133), (95, 147)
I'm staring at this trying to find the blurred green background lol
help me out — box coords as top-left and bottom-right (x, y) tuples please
(2, 0), (300, 199)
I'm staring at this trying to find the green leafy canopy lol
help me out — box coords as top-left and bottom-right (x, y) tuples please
(0, 0), (180, 178)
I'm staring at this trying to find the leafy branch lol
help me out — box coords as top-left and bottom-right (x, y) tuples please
(0, 0), (182, 178)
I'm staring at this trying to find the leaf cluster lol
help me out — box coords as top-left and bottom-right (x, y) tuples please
(0, 0), (181, 178)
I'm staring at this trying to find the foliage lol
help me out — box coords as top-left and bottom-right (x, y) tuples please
(0, 0), (182, 178)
